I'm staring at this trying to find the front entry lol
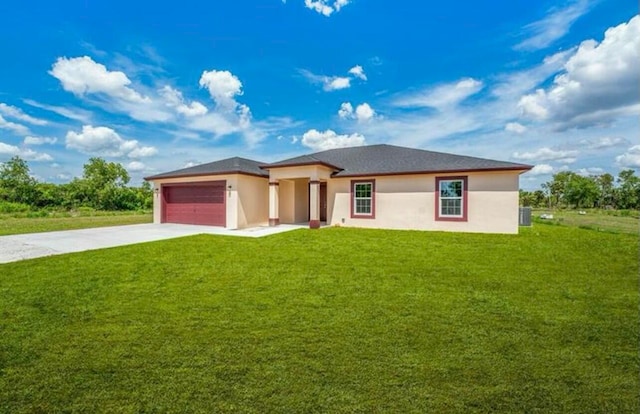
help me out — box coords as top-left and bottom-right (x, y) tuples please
(308, 181), (328, 225)
(319, 182), (327, 222)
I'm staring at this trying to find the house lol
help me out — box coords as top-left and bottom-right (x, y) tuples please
(145, 144), (532, 234)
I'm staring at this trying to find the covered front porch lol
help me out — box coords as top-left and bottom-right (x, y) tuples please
(262, 163), (335, 229)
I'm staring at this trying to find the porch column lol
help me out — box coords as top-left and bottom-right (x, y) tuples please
(309, 180), (320, 229)
(269, 181), (279, 226)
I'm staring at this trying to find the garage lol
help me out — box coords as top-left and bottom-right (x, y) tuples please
(161, 181), (226, 226)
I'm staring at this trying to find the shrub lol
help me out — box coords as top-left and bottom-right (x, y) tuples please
(0, 201), (31, 213)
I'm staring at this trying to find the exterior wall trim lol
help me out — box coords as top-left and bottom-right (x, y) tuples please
(145, 171), (267, 181)
(335, 166), (530, 178)
(261, 161), (341, 171)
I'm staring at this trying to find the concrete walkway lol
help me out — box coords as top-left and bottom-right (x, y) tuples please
(0, 223), (306, 264)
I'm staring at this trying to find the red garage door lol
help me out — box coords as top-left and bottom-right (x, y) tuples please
(162, 181), (226, 226)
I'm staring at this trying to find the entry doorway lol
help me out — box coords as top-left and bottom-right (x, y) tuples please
(319, 182), (327, 222)
(308, 182), (328, 223)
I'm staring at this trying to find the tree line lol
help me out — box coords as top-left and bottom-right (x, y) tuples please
(520, 169), (640, 210)
(0, 156), (152, 212)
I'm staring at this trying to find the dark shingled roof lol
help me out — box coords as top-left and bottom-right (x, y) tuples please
(263, 144), (532, 177)
(145, 157), (268, 180)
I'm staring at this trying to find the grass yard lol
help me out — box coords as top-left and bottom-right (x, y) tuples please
(0, 226), (637, 413)
(533, 208), (639, 235)
(0, 212), (152, 236)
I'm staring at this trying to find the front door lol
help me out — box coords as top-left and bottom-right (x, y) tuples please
(319, 182), (327, 222)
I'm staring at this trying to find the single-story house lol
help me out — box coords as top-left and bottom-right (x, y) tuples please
(145, 144), (532, 234)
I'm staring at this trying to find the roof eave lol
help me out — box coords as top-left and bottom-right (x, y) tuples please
(144, 170), (269, 181)
(259, 160), (342, 171)
(333, 165), (533, 178)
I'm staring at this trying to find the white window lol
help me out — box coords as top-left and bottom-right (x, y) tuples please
(353, 181), (373, 216)
(439, 179), (464, 218)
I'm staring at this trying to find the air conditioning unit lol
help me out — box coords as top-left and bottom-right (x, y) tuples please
(519, 207), (532, 226)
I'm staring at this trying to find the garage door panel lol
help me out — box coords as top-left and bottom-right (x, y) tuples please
(162, 181), (226, 226)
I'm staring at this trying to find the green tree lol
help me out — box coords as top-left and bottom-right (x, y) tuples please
(596, 173), (615, 208)
(0, 156), (38, 204)
(544, 171), (577, 208)
(565, 175), (599, 208)
(79, 158), (131, 209)
(83, 157), (130, 188)
(615, 170), (640, 210)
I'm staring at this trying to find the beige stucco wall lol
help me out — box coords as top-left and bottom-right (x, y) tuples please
(268, 165), (333, 181)
(294, 179), (309, 222)
(150, 168), (522, 234)
(278, 180), (295, 223)
(328, 171), (522, 234)
(237, 175), (269, 228)
(150, 174), (268, 229)
(275, 178), (310, 224)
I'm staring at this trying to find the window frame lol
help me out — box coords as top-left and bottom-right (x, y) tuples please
(435, 176), (468, 222)
(350, 179), (376, 219)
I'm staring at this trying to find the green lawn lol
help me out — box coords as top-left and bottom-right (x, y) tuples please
(0, 226), (637, 413)
(532, 208), (639, 235)
(0, 212), (152, 236)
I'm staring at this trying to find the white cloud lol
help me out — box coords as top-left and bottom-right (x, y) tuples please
(528, 164), (554, 176)
(0, 142), (53, 161)
(50, 56), (150, 103)
(513, 147), (579, 163)
(517, 90), (549, 120)
(325, 76), (351, 91)
(338, 102), (353, 119)
(159, 86), (208, 117)
(126, 161), (146, 172)
(65, 125), (157, 158)
(50, 56), (261, 145)
(301, 129), (365, 151)
(334, 0), (350, 12)
(0, 103), (47, 125)
(338, 102), (377, 122)
(355, 103), (376, 122)
(23, 99), (93, 123)
(304, 0), (352, 16)
(518, 16), (640, 129)
(580, 136), (629, 149)
(514, 0), (592, 51)
(24, 136), (57, 146)
(505, 122), (527, 134)
(182, 160), (200, 168)
(492, 49), (574, 100)
(128, 146), (159, 158)
(192, 70), (265, 145)
(393, 78), (483, 109)
(358, 50), (572, 150)
(49, 56), (174, 123)
(576, 167), (604, 176)
(199, 70), (244, 110)
(0, 115), (29, 135)
(299, 69), (354, 92)
(348, 65), (367, 81)
(615, 145), (640, 168)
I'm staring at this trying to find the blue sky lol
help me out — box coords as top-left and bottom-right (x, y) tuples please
(0, 0), (637, 189)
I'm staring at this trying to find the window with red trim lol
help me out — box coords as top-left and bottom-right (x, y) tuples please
(435, 176), (468, 221)
(351, 180), (375, 218)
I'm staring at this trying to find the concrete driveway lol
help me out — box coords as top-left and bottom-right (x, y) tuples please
(0, 223), (305, 264)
